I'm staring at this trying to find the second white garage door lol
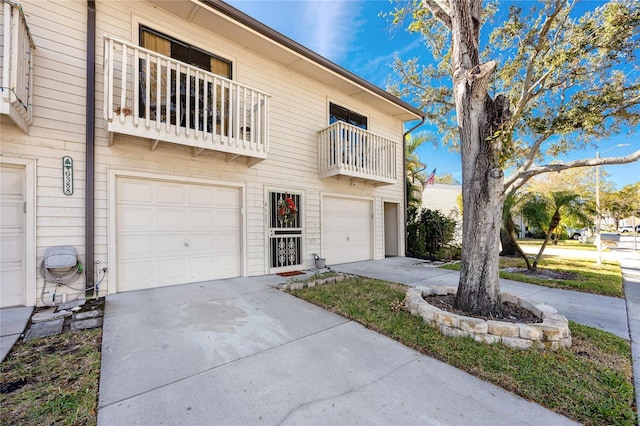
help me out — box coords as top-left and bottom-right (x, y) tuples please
(116, 177), (242, 292)
(322, 196), (372, 265)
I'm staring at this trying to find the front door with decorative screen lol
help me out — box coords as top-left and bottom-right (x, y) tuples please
(269, 191), (302, 273)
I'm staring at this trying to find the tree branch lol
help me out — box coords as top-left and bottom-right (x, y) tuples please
(512, 0), (566, 122)
(503, 133), (551, 188)
(423, 0), (452, 30)
(505, 149), (640, 193)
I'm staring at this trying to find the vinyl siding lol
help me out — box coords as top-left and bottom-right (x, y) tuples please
(2, 0), (411, 305)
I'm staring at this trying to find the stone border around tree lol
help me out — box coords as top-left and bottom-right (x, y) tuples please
(280, 273), (355, 291)
(405, 286), (571, 350)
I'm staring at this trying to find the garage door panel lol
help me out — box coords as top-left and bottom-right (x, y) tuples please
(1, 234), (23, 262)
(156, 183), (185, 204)
(187, 210), (215, 228)
(0, 168), (23, 195)
(322, 197), (372, 265)
(189, 256), (216, 279)
(216, 188), (240, 206)
(119, 207), (153, 230)
(158, 258), (186, 283)
(216, 209), (241, 228)
(1, 166), (25, 308)
(115, 260), (154, 289)
(117, 177), (241, 292)
(119, 180), (153, 202)
(187, 233), (214, 251)
(215, 254), (241, 276)
(157, 208), (186, 228)
(119, 234), (153, 258)
(1, 204), (23, 228)
(155, 233), (188, 255)
(187, 186), (216, 206)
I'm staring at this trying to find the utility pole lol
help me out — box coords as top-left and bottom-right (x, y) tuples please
(595, 151), (601, 265)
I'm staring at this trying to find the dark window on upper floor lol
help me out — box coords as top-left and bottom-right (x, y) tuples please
(329, 103), (367, 130)
(140, 26), (232, 78)
(137, 26), (233, 133)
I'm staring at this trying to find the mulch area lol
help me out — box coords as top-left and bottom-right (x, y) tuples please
(424, 294), (542, 324)
(277, 271), (305, 277)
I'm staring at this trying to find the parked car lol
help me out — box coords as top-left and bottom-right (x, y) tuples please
(569, 230), (582, 240)
(566, 227), (589, 240)
(618, 225), (635, 233)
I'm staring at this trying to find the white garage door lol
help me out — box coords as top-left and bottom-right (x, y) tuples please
(322, 196), (372, 265)
(116, 177), (241, 292)
(1, 165), (25, 307)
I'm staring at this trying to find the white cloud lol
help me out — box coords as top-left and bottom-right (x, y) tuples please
(295, 0), (365, 62)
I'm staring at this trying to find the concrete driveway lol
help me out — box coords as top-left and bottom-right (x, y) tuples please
(98, 274), (575, 425)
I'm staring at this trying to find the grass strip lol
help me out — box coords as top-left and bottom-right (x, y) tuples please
(517, 239), (600, 251)
(290, 277), (636, 425)
(0, 328), (102, 426)
(440, 256), (623, 298)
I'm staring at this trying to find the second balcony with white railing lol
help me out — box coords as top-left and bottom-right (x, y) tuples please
(103, 36), (270, 162)
(1, 1), (35, 134)
(317, 121), (398, 185)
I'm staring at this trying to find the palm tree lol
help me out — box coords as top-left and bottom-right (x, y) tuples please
(520, 191), (590, 271)
(405, 132), (436, 208)
(500, 192), (533, 269)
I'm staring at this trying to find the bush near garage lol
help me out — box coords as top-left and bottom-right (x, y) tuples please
(407, 207), (459, 260)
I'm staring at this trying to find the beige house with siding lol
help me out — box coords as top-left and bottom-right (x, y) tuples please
(0, 0), (424, 307)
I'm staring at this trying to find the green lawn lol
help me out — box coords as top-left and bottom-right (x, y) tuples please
(0, 328), (101, 426)
(441, 256), (623, 297)
(290, 277), (636, 425)
(517, 238), (600, 251)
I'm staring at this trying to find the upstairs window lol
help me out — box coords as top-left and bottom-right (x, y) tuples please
(140, 27), (231, 78)
(138, 26), (233, 133)
(329, 103), (367, 130)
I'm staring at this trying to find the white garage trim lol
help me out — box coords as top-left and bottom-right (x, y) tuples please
(0, 157), (36, 306)
(108, 169), (246, 294)
(321, 193), (374, 265)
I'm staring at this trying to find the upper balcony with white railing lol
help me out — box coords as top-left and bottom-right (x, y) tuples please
(103, 36), (270, 162)
(1, 0), (35, 134)
(317, 121), (398, 185)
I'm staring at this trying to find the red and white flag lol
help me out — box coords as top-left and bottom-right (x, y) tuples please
(425, 168), (436, 185)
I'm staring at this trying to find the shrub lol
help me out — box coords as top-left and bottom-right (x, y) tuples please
(407, 208), (457, 259)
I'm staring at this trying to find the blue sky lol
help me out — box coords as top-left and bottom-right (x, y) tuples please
(228, 0), (639, 190)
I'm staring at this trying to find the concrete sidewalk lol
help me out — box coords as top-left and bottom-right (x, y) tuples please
(0, 306), (33, 363)
(614, 247), (640, 415)
(97, 274), (575, 425)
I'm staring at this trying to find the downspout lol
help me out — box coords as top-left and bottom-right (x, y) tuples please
(85, 0), (96, 293)
(402, 117), (426, 256)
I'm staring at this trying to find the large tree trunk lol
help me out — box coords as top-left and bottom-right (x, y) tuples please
(447, 1), (509, 316)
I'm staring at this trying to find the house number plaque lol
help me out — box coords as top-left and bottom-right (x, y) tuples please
(62, 156), (73, 195)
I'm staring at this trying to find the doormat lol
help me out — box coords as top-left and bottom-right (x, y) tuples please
(277, 271), (305, 277)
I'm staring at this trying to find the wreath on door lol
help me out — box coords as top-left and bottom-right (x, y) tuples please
(277, 194), (297, 225)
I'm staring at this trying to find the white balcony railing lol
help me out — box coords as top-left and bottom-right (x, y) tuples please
(318, 121), (398, 185)
(103, 36), (270, 161)
(1, 0), (35, 133)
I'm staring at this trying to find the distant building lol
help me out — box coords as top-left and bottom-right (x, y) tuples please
(421, 184), (462, 243)
(421, 184), (461, 216)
